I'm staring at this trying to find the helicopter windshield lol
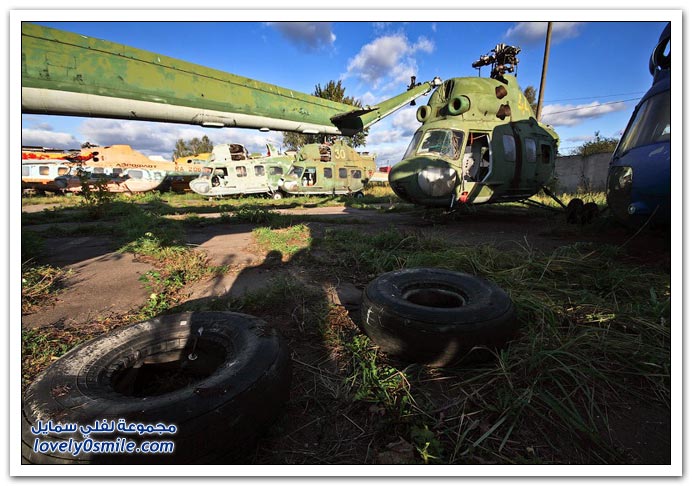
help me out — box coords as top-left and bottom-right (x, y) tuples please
(615, 91), (670, 157)
(405, 129), (465, 160)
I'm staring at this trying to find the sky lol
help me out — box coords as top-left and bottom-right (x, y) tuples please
(20, 18), (671, 166)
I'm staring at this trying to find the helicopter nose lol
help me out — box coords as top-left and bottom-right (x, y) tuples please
(389, 157), (458, 205)
(189, 179), (210, 194)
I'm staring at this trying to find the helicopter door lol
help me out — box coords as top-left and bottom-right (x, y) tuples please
(463, 133), (491, 182)
(490, 124), (521, 188)
(523, 137), (539, 185)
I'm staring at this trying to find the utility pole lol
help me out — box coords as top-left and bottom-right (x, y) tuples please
(536, 21), (553, 121)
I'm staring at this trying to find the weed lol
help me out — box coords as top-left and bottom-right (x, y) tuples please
(77, 169), (115, 218)
(21, 264), (71, 314)
(344, 334), (412, 414)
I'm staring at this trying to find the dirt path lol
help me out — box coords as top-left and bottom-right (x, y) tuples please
(21, 203), (669, 329)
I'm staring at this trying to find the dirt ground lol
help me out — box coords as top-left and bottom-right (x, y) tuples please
(20, 202), (672, 465)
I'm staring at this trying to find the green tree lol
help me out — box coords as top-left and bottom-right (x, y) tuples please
(172, 135), (214, 160)
(282, 80), (369, 150)
(574, 131), (620, 157)
(523, 86), (538, 115)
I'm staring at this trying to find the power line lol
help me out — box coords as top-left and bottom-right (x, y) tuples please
(544, 98), (640, 116)
(545, 91), (645, 103)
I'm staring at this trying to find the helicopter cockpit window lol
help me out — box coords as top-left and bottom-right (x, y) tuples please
(200, 167), (213, 178)
(525, 138), (537, 163)
(403, 131), (424, 160)
(615, 91), (670, 157)
(417, 129), (465, 160)
(269, 166), (284, 176)
(288, 166), (304, 179)
(502, 135), (516, 162)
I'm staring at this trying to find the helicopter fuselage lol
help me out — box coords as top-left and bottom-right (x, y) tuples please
(388, 75), (559, 208)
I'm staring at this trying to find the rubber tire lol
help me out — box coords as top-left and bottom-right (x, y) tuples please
(361, 268), (517, 367)
(354, 191), (365, 199)
(272, 191), (284, 200)
(22, 312), (291, 464)
(566, 198), (584, 224)
(581, 202), (599, 224)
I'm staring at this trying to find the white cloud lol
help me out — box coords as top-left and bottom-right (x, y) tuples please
(78, 119), (279, 159)
(267, 22), (336, 51)
(365, 106), (420, 152)
(504, 22), (585, 45)
(367, 141), (410, 167)
(345, 34), (435, 88)
(564, 135), (595, 143)
(541, 101), (628, 127)
(391, 106), (421, 137)
(359, 91), (378, 107)
(22, 129), (81, 149)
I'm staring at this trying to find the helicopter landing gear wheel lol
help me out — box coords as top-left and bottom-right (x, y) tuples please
(354, 191), (364, 199)
(272, 191), (284, 200)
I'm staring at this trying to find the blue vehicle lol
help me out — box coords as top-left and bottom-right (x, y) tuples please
(607, 22), (671, 226)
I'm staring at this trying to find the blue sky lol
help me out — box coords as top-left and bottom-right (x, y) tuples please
(21, 19), (670, 165)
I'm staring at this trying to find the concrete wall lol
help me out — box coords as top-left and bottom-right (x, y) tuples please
(554, 152), (611, 193)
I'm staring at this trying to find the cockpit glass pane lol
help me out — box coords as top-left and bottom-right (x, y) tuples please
(416, 129), (465, 159)
(616, 91), (670, 156)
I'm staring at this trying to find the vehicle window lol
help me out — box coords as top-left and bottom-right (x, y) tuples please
(22, 166), (30, 176)
(128, 170), (143, 179)
(525, 138), (536, 163)
(324, 168), (333, 179)
(403, 131), (424, 160)
(112, 168), (123, 176)
(57, 167), (69, 176)
(503, 135), (516, 162)
(616, 91), (670, 156)
(269, 166), (283, 176)
(39, 166), (50, 175)
(417, 129), (465, 159)
(351, 170), (362, 179)
(201, 167), (213, 178)
(338, 168), (347, 178)
(236, 166), (247, 177)
(92, 167), (105, 174)
(254, 165), (265, 177)
(540, 144), (552, 164)
(288, 166), (304, 178)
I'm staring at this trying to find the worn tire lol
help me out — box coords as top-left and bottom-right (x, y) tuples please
(361, 268), (517, 367)
(22, 312), (291, 464)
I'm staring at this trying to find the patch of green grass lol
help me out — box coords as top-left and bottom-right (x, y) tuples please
(344, 334), (412, 413)
(253, 224), (312, 259)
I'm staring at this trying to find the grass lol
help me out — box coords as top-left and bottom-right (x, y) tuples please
(21, 264), (72, 314)
(20, 191), (671, 464)
(309, 227), (670, 463)
(253, 224), (312, 260)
